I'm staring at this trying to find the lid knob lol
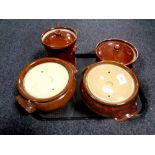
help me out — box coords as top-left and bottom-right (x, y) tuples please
(53, 30), (62, 37)
(114, 44), (120, 50)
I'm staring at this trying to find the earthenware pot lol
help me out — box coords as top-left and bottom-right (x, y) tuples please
(16, 58), (77, 113)
(41, 27), (77, 65)
(96, 38), (138, 67)
(80, 61), (139, 122)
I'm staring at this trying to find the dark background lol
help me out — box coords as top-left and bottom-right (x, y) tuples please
(0, 19), (155, 134)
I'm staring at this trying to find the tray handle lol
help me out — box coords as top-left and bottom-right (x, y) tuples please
(132, 87), (148, 119)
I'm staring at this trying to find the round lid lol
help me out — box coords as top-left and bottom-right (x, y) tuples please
(23, 62), (69, 99)
(96, 39), (138, 65)
(41, 27), (77, 49)
(84, 62), (138, 105)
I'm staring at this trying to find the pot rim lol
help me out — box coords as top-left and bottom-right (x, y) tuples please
(96, 38), (139, 66)
(17, 57), (76, 103)
(82, 61), (139, 106)
(41, 26), (78, 50)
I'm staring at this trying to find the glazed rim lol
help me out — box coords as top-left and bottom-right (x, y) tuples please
(41, 26), (78, 50)
(83, 61), (139, 106)
(96, 38), (139, 66)
(17, 57), (75, 103)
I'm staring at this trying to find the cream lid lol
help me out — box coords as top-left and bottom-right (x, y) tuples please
(23, 62), (69, 99)
(85, 64), (135, 105)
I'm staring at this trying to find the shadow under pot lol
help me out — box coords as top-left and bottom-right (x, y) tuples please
(16, 58), (77, 113)
(41, 27), (77, 65)
(80, 61), (139, 122)
(96, 38), (138, 68)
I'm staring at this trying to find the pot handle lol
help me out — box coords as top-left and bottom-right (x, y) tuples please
(16, 95), (36, 113)
(114, 95), (147, 122)
(114, 103), (139, 122)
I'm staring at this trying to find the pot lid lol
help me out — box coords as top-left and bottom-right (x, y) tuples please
(23, 62), (69, 99)
(17, 58), (76, 102)
(96, 39), (138, 65)
(84, 62), (138, 105)
(41, 27), (77, 49)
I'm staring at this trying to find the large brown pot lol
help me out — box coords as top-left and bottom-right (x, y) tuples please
(16, 58), (77, 113)
(80, 61), (139, 122)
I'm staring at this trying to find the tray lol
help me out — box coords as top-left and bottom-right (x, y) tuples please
(32, 53), (148, 120)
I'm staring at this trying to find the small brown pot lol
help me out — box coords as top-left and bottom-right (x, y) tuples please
(41, 27), (77, 65)
(96, 38), (139, 68)
(80, 61), (139, 122)
(16, 58), (77, 113)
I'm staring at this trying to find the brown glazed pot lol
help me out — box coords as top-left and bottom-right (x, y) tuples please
(41, 27), (77, 65)
(96, 38), (138, 68)
(80, 61), (139, 122)
(16, 58), (77, 113)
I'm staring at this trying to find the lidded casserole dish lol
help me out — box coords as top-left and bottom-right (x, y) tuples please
(81, 61), (139, 122)
(16, 57), (77, 113)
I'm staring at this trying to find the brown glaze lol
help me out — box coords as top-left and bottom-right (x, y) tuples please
(96, 39), (138, 67)
(16, 57), (77, 113)
(42, 29), (76, 49)
(80, 61), (139, 122)
(41, 27), (77, 65)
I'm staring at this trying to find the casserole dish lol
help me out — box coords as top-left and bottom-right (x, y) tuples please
(16, 57), (77, 113)
(80, 61), (139, 122)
